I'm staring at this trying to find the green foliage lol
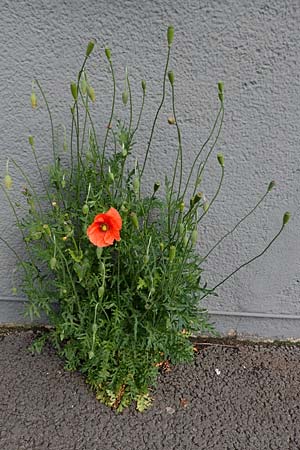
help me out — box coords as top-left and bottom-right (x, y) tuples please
(1, 27), (289, 412)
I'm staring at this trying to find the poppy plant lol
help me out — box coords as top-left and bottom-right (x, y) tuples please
(87, 207), (122, 247)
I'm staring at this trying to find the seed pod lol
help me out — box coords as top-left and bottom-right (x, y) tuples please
(130, 212), (139, 230)
(168, 71), (174, 86)
(105, 47), (111, 60)
(133, 177), (140, 195)
(191, 229), (198, 245)
(86, 40), (95, 57)
(141, 79), (146, 92)
(268, 180), (275, 192)
(217, 153), (224, 167)
(31, 92), (37, 108)
(4, 174), (12, 189)
(70, 82), (78, 101)
(283, 211), (291, 226)
(50, 257), (57, 270)
(167, 26), (174, 46)
(183, 235), (188, 247)
(87, 85), (95, 102)
(82, 204), (89, 215)
(169, 245), (176, 262)
(122, 90), (128, 106)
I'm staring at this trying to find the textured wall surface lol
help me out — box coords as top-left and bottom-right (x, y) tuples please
(0, 0), (299, 338)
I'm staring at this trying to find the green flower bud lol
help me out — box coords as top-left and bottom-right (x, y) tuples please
(70, 82), (78, 101)
(31, 92), (37, 109)
(81, 77), (87, 95)
(98, 285), (105, 298)
(122, 90), (128, 106)
(130, 212), (139, 230)
(86, 40), (95, 57)
(283, 211), (291, 226)
(168, 71), (174, 85)
(87, 85), (95, 102)
(28, 135), (34, 147)
(218, 81), (224, 102)
(88, 351), (95, 359)
(4, 174), (12, 189)
(183, 235), (188, 247)
(153, 181), (160, 193)
(203, 201), (209, 212)
(82, 204), (89, 215)
(191, 229), (198, 245)
(133, 177), (140, 195)
(167, 26), (174, 46)
(179, 223), (185, 235)
(217, 153), (224, 167)
(179, 202), (185, 212)
(92, 323), (98, 333)
(141, 79), (146, 92)
(169, 245), (176, 262)
(50, 257), (57, 270)
(105, 47), (111, 60)
(143, 255), (149, 265)
(108, 171), (114, 182)
(159, 242), (164, 251)
(268, 180), (275, 192)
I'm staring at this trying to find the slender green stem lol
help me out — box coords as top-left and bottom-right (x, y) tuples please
(201, 188), (270, 263)
(34, 79), (56, 162)
(101, 58), (116, 174)
(126, 73), (133, 133)
(140, 46), (171, 178)
(201, 221), (287, 301)
(0, 235), (24, 266)
(29, 146), (52, 204)
(132, 88), (146, 138)
(197, 165), (225, 224)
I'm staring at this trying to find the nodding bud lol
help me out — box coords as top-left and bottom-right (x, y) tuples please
(4, 174), (12, 189)
(168, 116), (176, 125)
(268, 180), (275, 192)
(168, 71), (174, 85)
(217, 153), (224, 167)
(87, 85), (95, 102)
(130, 212), (139, 230)
(122, 91), (128, 106)
(31, 92), (37, 109)
(191, 229), (198, 245)
(82, 204), (89, 215)
(98, 285), (105, 298)
(283, 211), (291, 226)
(50, 257), (57, 270)
(28, 135), (35, 147)
(179, 202), (185, 212)
(133, 177), (140, 195)
(169, 245), (176, 262)
(153, 181), (160, 193)
(105, 47), (111, 60)
(218, 81), (224, 102)
(70, 82), (78, 101)
(86, 40), (95, 57)
(167, 26), (174, 46)
(81, 77), (87, 95)
(141, 79), (146, 92)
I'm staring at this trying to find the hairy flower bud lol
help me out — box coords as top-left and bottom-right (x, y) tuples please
(168, 116), (176, 125)
(167, 26), (174, 47)
(81, 77), (87, 95)
(70, 82), (78, 101)
(168, 71), (174, 86)
(268, 180), (275, 192)
(141, 79), (146, 92)
(153, 181), (160, 193)
(31, 92), (37, 109)
(86, 40), (95, 57)
(82, 204), (89, 215)
(217, 153), (224, 167)
(130, 212), (139, 230)
(169, 245), (176, 262)
(4, 174), (12, 189)
(191, 229), (198, 245)
(122, 90), (128, 106)
(98, 285), (105, 298)
(143, 255), (149, 265)
(50, 257), (57, 270)
(218, 81), (224, 102)
(28, 135), (34, 147)
(179, 202), (185, 213)
(87, 85), (95, 102)
(179, 223), (185, 235)
(283, 211), (291, 226)
(105, 47), (111, 60)
(203, 201), (209, 212)
(133, 177), (140, 195)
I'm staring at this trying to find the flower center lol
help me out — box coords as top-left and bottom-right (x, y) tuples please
(100, 223), (109, 232)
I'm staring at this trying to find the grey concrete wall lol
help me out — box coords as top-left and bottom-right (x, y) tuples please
(0, 0), (299, 339)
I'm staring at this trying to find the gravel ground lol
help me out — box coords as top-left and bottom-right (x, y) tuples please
(1, 330), (300, 450)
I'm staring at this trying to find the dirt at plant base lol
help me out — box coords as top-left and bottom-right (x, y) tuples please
(0, 330), (300, 450)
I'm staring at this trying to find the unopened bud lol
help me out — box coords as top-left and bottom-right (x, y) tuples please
(31, 92), (37, 109)
(153, 181), (160, 193)
(28, 135), (34, 147)
(4, 174), (12, 189)
(50, 257), (57, 270)
(179, 202), (185, 213)
(86, 40), (95, 57)
(268, 180), (275, 192)
(122, 90), (128, 106)
(70, 82), (78, 101)
(98, 285), (105, 298)
(179, 223), (185, 235)
(81, 77), (87, 95)
(87, 85), (95, 102)
(169, 245), (176, 262)
(167, 26), (174, 47)
(168, 71), (174, 86)
(159, 242), (164, 251)
(133, 177), (140, 195)
(141, 79), (146, 92)
(218, 81), (224, 102)
(203, 201), (209, 212)
(143, 255), (149, 265)
(82, 204), (89, 215)
(217, 153), (224, 167)
(105, 47), (111, 60)
(283, 211), (291, 226)
(130, 212), (139, 230)
(191, 229), (198, 245)
(108, 171), (114, 182)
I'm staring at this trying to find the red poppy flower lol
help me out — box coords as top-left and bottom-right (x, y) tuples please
(87, 207), (122, 247)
